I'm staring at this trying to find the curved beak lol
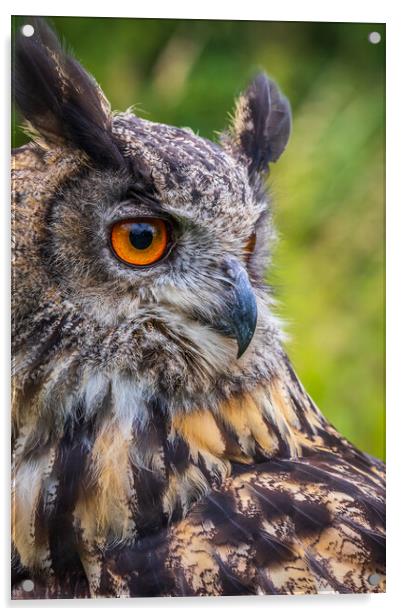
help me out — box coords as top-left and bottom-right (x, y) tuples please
(217, 258), (258, 358)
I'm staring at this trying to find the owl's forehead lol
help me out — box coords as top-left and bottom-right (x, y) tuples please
(112, 114), (259, 225)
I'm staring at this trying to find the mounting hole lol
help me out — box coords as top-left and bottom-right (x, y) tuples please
(368, 31), (381, 45)
(21, 24), (35, 37)
(21, 579), (34, 592)
(368, 573), (381, 586)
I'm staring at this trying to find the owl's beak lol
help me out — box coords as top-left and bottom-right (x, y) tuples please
(219, 258), (258, 359)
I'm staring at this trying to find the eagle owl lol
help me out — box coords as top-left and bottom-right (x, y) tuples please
(12, 19), (385, 599)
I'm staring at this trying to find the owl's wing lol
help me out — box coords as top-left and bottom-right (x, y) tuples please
(163, 454), (385, 596)
(95, 454), (387, 597)
(11, 451), (385, 598)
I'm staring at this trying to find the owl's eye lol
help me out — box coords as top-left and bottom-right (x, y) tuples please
(110, 218), (170, 266)
(244, 232), (256, 257)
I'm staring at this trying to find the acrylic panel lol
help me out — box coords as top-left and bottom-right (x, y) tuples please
(11, 15), (385, 599)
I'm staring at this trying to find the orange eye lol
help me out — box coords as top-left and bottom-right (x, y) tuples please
(244, 232), (256, 257)
(110, 218), (170, 266)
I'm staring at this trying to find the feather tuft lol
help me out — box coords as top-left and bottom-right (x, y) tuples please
(13, 17), (126, 169)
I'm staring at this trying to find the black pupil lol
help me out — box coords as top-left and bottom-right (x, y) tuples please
(129, 223), (155, 250)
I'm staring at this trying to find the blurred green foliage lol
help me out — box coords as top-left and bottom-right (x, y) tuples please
(12, 17), (385, 459)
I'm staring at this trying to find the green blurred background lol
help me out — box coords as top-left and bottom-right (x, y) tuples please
(12, 17), (385, 460)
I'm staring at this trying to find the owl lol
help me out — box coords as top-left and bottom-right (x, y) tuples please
(12, 19), (385, 599)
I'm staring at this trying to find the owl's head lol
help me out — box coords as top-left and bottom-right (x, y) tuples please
(13, 19), (291, 408)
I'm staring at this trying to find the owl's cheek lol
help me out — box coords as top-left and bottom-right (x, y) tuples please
(154, 259), (258, 360)
(170, 265), (258, 361)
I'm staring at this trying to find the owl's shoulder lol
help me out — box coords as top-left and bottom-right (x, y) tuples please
(166, 453), (385, 595)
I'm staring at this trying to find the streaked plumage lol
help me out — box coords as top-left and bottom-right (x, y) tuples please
(11, 18), (385, 599)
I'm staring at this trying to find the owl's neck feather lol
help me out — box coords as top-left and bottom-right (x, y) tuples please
(12, 352), (347, 576)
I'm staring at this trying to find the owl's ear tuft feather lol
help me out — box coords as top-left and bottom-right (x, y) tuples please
(222, 73), (291, 183)
(13, 17), (126, 169)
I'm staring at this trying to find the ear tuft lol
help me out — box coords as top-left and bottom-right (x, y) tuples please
(222, 73), (291, 181)
(13, 17), (126, 169)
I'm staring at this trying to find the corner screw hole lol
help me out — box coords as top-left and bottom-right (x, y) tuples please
(368, 32), (381, 44)
(21, 24), (35, 37)
(21, 579), (34, 592)
(368, 573), (381, 586)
